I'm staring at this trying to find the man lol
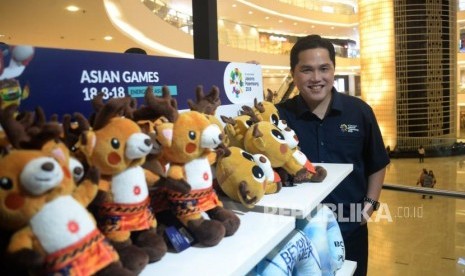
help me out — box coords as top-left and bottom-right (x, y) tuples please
(418, 145), (425, 163)
(276, 35), (390, 276)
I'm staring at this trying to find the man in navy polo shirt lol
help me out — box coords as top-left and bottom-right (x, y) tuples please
(276, 35), (390, 276)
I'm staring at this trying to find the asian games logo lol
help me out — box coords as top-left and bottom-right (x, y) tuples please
(340, 124), (359, 133)
(223, 62), (262, 104)
(229, 67), (244, 98)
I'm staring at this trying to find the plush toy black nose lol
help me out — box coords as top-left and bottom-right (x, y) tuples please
(144, 138), (152, 147)
(218, 133), (224, 141)
(42, 162), (55, 171)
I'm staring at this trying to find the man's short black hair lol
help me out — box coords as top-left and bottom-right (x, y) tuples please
(124, 47), (147, 55)
(290, 35), (336, 72)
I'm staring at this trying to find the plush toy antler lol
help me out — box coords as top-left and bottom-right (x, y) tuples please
(133, 86), (179, 123)
(187, 85), (221, 115)
(62, 112), (90, 152)
(92, 95), (133, 130)
(0, 101), (62, 150)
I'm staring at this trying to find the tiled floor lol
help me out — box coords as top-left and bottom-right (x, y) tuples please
(367, 154), (465, 275)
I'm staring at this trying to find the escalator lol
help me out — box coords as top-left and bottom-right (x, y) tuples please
(272, 73), (296, 103)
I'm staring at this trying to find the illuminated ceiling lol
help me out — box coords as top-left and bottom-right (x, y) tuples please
(0, 0), (359, 55)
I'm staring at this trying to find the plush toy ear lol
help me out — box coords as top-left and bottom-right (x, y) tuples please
(155, 121), (173, 148)
(42, 140), (69, 165)
(159, 129), (173, 147)
(137, 120), (154, 134)
(79, 131), (96, 157)
(251, 125), (266, 151)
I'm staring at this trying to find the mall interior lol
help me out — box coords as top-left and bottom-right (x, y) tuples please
(2, 0), (465, 275)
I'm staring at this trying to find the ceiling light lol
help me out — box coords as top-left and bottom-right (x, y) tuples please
(232, 4), (237, 7)
(66, 5), (80, 12)
(104, 36), (113, 41)
(265, 16), (270, 20)
(270, 35), (287, 42)
(248, 11), (253, 15)
(322, 6), (334, 13)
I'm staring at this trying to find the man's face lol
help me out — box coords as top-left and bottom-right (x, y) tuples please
(291, 48), (335, 105)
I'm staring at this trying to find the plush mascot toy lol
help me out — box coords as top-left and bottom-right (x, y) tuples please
(243, 97), (327, 184)
(187, 85), (228, 148)
(296, 205), (345, 276)
(243, 121), (309, 181)
(220, 114), (257, 148)
(131, 86), (179, 178)
(154, 110), (240, 247)
(74, 95), (167, 274)
(252, 229), (322, 276)
(0, 102), (134, 275)
(216, 146), (279, 208)
(0, 135), (132, 275)
(275, 119), (327, 184)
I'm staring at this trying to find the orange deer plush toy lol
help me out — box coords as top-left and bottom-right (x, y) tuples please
(155, 110), (240, 247)
(74, 95), (167, 274)
(0, 103), (132, 275)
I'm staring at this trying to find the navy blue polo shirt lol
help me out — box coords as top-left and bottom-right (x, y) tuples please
(276, 88), (390, 236)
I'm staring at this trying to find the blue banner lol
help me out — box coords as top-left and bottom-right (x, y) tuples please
(1, 45), (263, 119)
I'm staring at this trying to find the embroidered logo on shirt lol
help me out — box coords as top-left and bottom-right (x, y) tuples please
(340, 124), (359, 133)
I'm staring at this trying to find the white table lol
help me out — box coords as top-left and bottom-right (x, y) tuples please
(224, 163), (353, 219)
(337, 260), (357, 276)
(140, 211), (295, 276)
(141, 163), (354, 275)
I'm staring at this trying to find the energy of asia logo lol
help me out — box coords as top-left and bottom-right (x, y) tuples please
(223, 62), (263, 104)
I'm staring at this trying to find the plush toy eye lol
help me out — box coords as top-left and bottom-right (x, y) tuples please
(251, 165), (265, 181)
(111, 138), (120, 149)
(188, 131), (196, 140)
(241, 151), (254, 162)
(271, 114), (279, 126)
(0, 177), (13, 190)
(271, 129), (285, 141)
(70, 145), (79, 152)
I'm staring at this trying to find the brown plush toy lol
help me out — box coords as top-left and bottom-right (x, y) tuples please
(216, 146), (281, 208)
(243, 121), (312, 182)
(0, 144), (132, 275)
(0, 102), (133, 275)
(74, 95), (167, 274)
(188, 85), (228, 146)
(243, 95), (327, 184)
(155, 110), (240, 247)
(132, 86), (179, 178)
(220, 114), (257, 148)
